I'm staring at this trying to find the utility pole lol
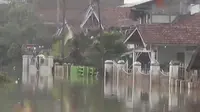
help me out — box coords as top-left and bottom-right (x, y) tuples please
(61, 0), (66, 61)
(97, 0), (104, 74)
(61, 0), (66, 111)
(169, 0), (172, 23)
(57, 0), (60, 25)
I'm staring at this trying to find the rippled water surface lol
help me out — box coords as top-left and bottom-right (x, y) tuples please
(1, 68), (200, 112)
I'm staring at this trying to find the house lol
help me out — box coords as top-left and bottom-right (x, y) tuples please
(123, 0), (200, 24)
(35, 0), (137, 36)
(123, 22), (200, 71)
(35, 0), (137, 57)
(80, 6), (137, 33)
(121, 0), (200, 70)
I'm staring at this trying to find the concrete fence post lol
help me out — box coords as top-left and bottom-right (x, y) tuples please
(180, 80), (185, 93)
(104, 60), (113, 79)
(169, 61), (180, 87)
(117, 60), (125, 99)
(150, 62), (160, 84)
(54, 62), (59, 78)
(63, 63), (68, 79)
(22, 55), (29, 84)
(188, 82), (193, 89)
(170, 78), (175, 87)
(175, 79), (180, 88)
(48, 56), (54, 68)
(134, 61), (141, 75)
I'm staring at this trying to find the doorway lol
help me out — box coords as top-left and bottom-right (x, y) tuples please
(137, 53), (150, 73)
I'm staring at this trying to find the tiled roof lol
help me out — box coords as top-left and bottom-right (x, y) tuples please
(101, 7), (136, 28)
(36, 8), (87, 33)
(124, 12), (200, 45)
(130, 24), (200, 45)
(36, 6), (136, 33)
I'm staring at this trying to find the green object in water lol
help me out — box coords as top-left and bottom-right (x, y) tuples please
(70, 66), (97, 85)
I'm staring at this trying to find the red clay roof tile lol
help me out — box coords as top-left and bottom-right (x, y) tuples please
(36, 7), (135, 32)
(135, 24), (200, 45)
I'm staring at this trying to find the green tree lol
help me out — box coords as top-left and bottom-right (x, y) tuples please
(64, 33), (92, 65)
(65, 31), (127, 68)
(7, 43), (21, 59)
(0, 1), (52, 62)
(85, 31), (127, 68)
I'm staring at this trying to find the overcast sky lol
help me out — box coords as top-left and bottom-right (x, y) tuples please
(124, 0), (145, 4)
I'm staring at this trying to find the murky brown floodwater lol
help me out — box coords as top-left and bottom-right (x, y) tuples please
(1, 67), (200, 112)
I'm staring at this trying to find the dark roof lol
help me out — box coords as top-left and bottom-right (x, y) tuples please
(187, 47), (200, 71)
(36, 5), (136, 33)
(125, 24), (200, 45)
(101, 7), (136, 28)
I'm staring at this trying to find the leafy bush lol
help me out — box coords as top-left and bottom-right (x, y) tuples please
(0, 72), (11, 83)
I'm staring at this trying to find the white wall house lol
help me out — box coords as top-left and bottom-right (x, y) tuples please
(123, 23), (199, 71)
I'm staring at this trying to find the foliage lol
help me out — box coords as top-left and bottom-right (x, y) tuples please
(85, 31), (127, 68)
(93, 31), (127, 59)
(0, 1), (51, 62)
(7, 43), (21, 59)
(64, 33), (93, 65)
(64, 31), (127, 68)
(51, 40), (61, 57)
(0, 72), (11, 83)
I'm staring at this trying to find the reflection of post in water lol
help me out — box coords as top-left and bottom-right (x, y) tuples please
(33, 70), (40, 112)
(13, 99), (33, 112)
(60, 80), (64, 112)
(36, 71), (40, 90)
(36, 56), (40, 71)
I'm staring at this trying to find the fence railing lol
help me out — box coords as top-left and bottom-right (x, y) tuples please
(160, 69), (169, 77)
(29, 58), (49, 66)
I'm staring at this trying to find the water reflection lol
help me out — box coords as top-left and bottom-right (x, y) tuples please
(104, 73), (200, 112)
(22, 71), (53, 91)
(2, 66), (200, 112)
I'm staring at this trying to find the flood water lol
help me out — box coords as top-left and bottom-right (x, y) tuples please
(1, 67), (200, 112)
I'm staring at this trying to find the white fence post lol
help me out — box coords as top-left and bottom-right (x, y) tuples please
(169, 61), (180, 87)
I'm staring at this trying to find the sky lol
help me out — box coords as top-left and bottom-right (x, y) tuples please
(124, 0), (146, 4)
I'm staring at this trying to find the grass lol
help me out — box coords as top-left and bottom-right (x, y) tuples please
(0, 72), (12, 84)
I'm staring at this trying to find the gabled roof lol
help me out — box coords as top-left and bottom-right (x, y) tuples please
(37, 5), (136, 33)
(80, 5), (103, 29)
(124, 24), (200, 45)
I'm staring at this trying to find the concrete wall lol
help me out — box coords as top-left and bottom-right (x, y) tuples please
(152, 15), (176, 23)
(151, 0), (187, 15)
(157, 46), (194, 66)
(158, 46), (185, 64)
